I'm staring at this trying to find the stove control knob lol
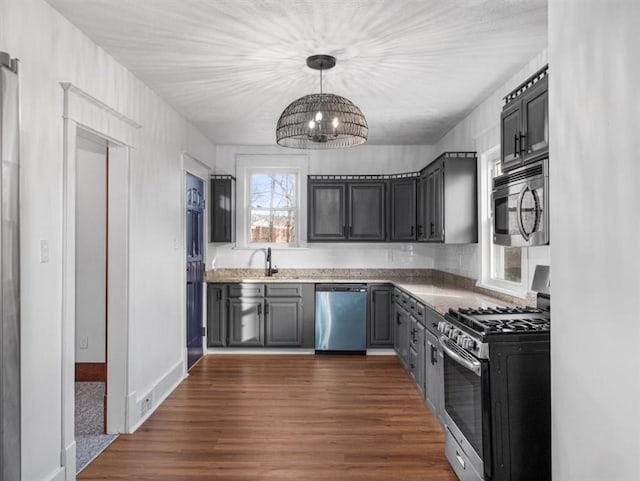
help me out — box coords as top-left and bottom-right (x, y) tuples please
(437, 321), (445, 332)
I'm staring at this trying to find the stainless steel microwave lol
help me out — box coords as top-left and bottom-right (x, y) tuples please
(492, 158), (548, 246)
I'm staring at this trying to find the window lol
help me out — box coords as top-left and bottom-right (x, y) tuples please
(248, 171), (297, 244)
(234, 154), (308, 249)
(478, 146), (528, 296)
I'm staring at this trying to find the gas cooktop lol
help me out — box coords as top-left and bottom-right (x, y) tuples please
(447, 306), (550, 335)
(438, 303), (551, 359)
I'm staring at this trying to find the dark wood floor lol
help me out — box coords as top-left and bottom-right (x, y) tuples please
(79, 355), (456, 481)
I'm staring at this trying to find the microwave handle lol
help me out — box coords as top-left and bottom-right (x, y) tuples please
(517, 185), (530, 241)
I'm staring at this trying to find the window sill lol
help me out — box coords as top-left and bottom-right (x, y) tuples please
(476, 280), (529, 300)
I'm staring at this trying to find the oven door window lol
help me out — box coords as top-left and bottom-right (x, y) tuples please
(444, 354), (485, 458)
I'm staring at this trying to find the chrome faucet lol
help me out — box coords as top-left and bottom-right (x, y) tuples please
(265, 247), (278, 277)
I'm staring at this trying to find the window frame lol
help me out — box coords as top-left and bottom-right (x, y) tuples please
(477, 145), (529, 298)
(235, 154), (309, 249)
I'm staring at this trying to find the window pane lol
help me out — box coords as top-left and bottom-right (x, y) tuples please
(492, 246), (522, 282)
(250, 173), (296, 209)
(249, 209), (296, 244)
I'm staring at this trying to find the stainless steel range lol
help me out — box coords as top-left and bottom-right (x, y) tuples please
(438, 295), (551, 481)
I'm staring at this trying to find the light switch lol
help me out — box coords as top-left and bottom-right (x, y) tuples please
(79, 336), (88, 349)
(40, 239), (49, 263)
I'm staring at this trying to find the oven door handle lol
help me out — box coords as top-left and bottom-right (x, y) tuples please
(439, 337), (482, 376)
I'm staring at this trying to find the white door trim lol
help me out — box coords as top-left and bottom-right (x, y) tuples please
(60, 83), (138, 480)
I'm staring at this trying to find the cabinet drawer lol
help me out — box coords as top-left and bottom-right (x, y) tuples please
(265, 284), (303, 298)
(228, 283), (265, 298)
(424, 305), (444, 336)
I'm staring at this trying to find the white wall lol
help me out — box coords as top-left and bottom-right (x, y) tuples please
(549, 1), (640, 480)
(431, 50), (551, 287)
(75, 133), (106, 363)
(211, 144), (440, 270)
(0, 0), (216, 479)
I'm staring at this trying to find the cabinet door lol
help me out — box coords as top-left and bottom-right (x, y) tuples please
(415, 322), (426, 397)
(389, 178), (416, 241)
(501, 101), (523, 171)
(416, 171), (428, 241)
(522, 76), (549, 164)
(264, 298), (302, 347)
(210, 178), (234, 242)
(401, 309), (411, 367)
(308, 182), (347, 241)
(368, 286), (393, 346)
(348, 182), (386, 240)
(393, 303), (402, 355)
(425, 330), (442, 421)
(425, 162), (444, 242)
(228, 298), (264, 346)
(206, 285), (226, 347)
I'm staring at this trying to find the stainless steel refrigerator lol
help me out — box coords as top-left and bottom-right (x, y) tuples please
(0, 51), (20, 481)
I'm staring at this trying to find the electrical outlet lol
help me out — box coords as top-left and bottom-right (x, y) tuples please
(141, 392), (153, 416)
(79, 336), (88, 349)
(40, 239), (49, 263)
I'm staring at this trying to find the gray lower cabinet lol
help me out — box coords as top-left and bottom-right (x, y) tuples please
(209, 283), (313, 348)
(206, 285), (226, 347)
(425, 329), (443, 423)
(395, 304), (411, 368)
(265, 298), (302, 347)
(368, 284), (393, 347)
(228, 298), (264, 347)
(409, 317), (426, 397)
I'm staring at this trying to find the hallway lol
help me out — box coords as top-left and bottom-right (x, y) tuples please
(78, 355), (455, 481)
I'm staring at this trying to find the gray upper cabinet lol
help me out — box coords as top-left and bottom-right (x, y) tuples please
(348, 182), (386, 241)
(265, 298), (302, 347)
(420, 152), (477, 244)
(308, 182), (346, 241)
(424, 160), (444, 242)
(209, 176), (235, 243)
(389, 177), (417, 241)
(368, 284), (393, 347)
(417, 172), (428, 241)
(206, 285), (226, 347)
(228, 298), (264, 347)
(308, 178), (386, 242)
(501, 67), (548, 172)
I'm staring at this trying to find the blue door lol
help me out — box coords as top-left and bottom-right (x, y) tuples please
(186, 174), (204, 369)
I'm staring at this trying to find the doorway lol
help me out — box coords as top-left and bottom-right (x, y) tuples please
(74, 130), (118, 472)
(186, 173), (205, 370)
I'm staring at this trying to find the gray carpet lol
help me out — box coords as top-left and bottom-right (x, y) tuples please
(75, 382), (118, 473)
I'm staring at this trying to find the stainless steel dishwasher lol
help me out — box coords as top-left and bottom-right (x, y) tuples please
(315, 284), (367, 354)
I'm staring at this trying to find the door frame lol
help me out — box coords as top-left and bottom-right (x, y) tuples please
(181, 153), (210, 374)
(60, 83), (138, 479)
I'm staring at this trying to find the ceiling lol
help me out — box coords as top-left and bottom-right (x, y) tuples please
(46, 0), (547, 146)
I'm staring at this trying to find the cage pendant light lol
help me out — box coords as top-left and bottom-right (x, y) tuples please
(276, 55), (368, 149)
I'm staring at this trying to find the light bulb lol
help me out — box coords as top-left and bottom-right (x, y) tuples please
(332, 117), (339, 129)
(315, 111), (323, 122)
(308, 120), (315, 129)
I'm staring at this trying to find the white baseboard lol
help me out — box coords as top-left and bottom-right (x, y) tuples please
(42, 466), (66, 481)
(127, 358), (187, 433)
(206, 348), (315, 355)
(61, 440), (76, 481)
(366, 348), (397, 356)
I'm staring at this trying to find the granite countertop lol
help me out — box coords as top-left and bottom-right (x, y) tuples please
(206, 268), (533, 316)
